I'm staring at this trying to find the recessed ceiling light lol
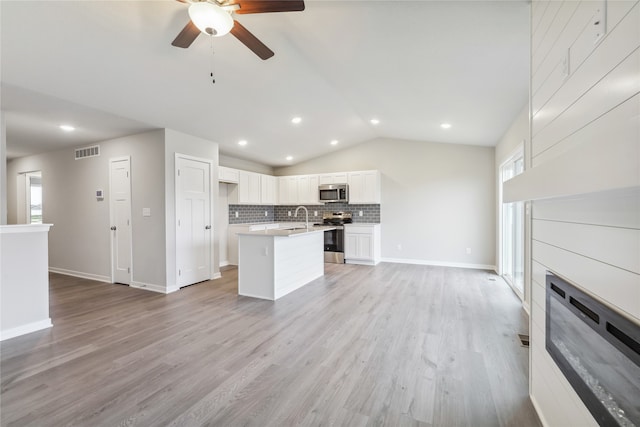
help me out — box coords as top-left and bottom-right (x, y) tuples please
(440, 123), (452, 129)
(238, 139), (247, 146)
(291, 117), (302, 124)
(286, 156), (293, 161)
(370, 118), (380, 125)
(59, 124), (75, 132)
(330, 140), (339, 145)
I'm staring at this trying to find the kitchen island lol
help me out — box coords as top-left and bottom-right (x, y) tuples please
(237, 226), (334, 300)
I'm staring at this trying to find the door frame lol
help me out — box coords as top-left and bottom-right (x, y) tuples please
(498, 145), (524, 299)
(174, 153), (214, 286)
(109, 156), (133, 285)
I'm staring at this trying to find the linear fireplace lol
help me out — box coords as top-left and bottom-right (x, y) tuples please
(546, 272), (640, 426)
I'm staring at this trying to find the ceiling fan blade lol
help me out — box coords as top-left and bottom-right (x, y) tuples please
(171, 21), (200, 48)
(230, 20), (274, 60)
(232, 0), (304, 14)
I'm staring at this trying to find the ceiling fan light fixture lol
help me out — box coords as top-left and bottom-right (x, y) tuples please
(188, 2), (233, 37)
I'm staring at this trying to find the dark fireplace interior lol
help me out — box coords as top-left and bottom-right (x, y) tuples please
(546, 272), (640, 427)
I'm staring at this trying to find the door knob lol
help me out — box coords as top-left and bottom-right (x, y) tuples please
(111, 226), (117, 231)
(205, 225), (211, 230)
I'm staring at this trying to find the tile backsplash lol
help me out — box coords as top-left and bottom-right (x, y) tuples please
(229, 203), (380, 224)
(228, 205), (274, 224)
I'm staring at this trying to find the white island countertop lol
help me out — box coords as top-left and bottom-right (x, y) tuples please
(236, 225), (336, 237)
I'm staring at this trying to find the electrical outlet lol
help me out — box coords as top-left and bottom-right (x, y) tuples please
(359, 211), (363, 217)
(235, 211), (239, 218)
(288, 211), (292, 217)
(466, 247), (471, 255)
(314, 211), (318, 217)
(397, 244), (402, 251)
(264, 211), (268, 217)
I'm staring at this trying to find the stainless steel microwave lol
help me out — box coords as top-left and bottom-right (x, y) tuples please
(318, 184), (348, 203)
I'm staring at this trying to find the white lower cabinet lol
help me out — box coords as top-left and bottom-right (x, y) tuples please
(344, 224), (381, 265)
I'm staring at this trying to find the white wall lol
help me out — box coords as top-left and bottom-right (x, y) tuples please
(164, 129), (219, 292)
(275, 137), (496, 269)
(6, 130), (167, 287)
(219, 154), (274, 175)
(1, 111), (7, 225)
(525, 1), (640, 426)
(218, 182), (229, 266)
(495, 104), (528, 166)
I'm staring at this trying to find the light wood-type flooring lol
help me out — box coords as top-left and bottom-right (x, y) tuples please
(1, 263), (541, 426)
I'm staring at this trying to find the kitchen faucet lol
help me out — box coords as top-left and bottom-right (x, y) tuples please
(294, 206), (309, 230)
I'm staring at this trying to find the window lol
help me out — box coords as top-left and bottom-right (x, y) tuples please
(500, 152), (524, 298)
(25, 171), (43, 224)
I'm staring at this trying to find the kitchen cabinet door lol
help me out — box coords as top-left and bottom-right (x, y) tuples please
(348, 170), (381, 204)
(238, 171), (261, 204)
(344, 233), (359, 259)
(344, 224), (381, 265)
(308, 175), (320, 204)
(297, 175), (310, 203)
(278, 176), (298, 205)
(261, 175), (277, 205)
(218, 166), (239, 183)
(319, 173), (348, 185)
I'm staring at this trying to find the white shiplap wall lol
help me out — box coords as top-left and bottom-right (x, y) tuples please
(528, 1), (640, 426)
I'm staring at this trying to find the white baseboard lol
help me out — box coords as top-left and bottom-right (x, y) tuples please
(345, 259), (380, 266)
(130, 281), (168, 294)
(219, 260), (230, 267)
(381, 257), (496, 271)
(211, 272), (222, 280)
(1, 318), (53, 341)
(49, 267), (111, 283)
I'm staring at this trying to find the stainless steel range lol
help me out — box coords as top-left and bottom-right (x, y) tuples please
(320, 211), (352, 264)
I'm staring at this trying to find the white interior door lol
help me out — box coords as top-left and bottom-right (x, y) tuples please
(176, 156), (211, 287)
(110, 157), (132, 285)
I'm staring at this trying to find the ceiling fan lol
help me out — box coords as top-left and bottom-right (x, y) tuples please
(171, 0), (305, 60)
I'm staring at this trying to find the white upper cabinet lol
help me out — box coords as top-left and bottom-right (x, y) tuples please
(261, 175), (278, 205)
(348, 170), (381, 204)
(319, 173), (348, 185)
(218, 166), (239, 183)
(297, 174), (320, 204)
(224, 167), (278, 205)
(225, 167), (381, 206)
(278, 176), (298, 205)
(308, 175), (319, 204)
(238, 170), (261, 204)
(278, 175), (321, 205)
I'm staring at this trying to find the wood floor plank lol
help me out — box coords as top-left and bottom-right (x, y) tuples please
(1, 264), (541, 426)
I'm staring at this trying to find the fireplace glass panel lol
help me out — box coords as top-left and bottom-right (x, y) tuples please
(546, 273), (640, 427)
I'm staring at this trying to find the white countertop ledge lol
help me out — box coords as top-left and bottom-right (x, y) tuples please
(0, 224), (53, 234)
(237, 225), (336, 237)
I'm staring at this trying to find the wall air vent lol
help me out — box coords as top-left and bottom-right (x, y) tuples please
(75, 145), (100, 160)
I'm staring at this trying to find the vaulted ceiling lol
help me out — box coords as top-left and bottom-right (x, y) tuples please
(1, 1), (529, 166)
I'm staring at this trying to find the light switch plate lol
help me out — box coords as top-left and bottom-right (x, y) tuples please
(142, 208), (151, 217)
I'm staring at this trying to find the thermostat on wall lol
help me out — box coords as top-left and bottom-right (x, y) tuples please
(96, 189), (104, 201)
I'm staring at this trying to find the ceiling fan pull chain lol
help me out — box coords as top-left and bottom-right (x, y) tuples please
(210, 37), (216, 84)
